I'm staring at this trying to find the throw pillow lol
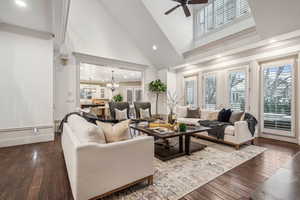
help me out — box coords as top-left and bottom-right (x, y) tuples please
(207, 111), (219, 121)
(223, 109), (232, 122)
(96, 120), (131, 143)
(186, 108), (201, 118)
(68, 115), (106, 144)
(176, 105), (189, 118)
(140, 108), (150, 119)
(218, 108), (226, 121)
(115, 108), (128, 120)
(230, 111), (244, 123)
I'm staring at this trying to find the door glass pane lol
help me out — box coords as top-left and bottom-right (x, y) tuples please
(135, 89), (142, 102)
(204, 75), (217, 110)
(229, 71), (246, 111)
(263, 64), (292, 132)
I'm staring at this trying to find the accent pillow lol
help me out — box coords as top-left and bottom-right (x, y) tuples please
(176, 106), (189, 118)
(115, 108), (128, 120)
(140, 108), (150, 119)
(218, 109), (226, 121)
(207, 111), (219, 121)
(68, 115), (106, 144)
(223, 109), (232, 122)
(186, 108), (201, 118)
(230, 111), (244, 123)
(96, 120), (131, 143)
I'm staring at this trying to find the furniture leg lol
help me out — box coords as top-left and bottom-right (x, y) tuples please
(235, 144), (240, 150)
(251, 139), (255, 145)
(185, 135), (191, 155)
(179, 136), (183, 153)
(147, 175), (153, 185)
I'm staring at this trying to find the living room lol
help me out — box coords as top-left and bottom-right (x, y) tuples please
(0, 0), (300, 199)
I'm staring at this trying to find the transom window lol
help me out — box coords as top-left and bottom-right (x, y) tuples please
(194, 0), (250, 39)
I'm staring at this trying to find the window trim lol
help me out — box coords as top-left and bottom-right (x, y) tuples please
(202, 72), (218, 110)
(226, 66), (249, 112)
(184, 76), (198, 107)
(260, 58), (296, 137)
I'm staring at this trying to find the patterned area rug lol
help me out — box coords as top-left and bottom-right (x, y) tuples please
(104, 139), (266, 200)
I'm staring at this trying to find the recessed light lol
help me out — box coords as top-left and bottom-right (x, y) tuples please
(216, 54), (222, 58)
(269, 39), (277, 43)
(152, 45), (158, 51)
(15, 0), (27, 8)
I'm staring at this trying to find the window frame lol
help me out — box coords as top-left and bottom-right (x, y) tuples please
(260, 58), (296, 137)
(202, 72), (217, 110)
(226, 67), (249, 112)
(184, 76), (198, 107)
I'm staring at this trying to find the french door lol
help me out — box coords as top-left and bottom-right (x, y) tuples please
(261, 58), (295, 137)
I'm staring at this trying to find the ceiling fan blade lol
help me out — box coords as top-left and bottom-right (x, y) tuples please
(171, 0), (186, 4)
(188, 0), (208, 4)
(182, 4), (191, 17)
(165, 4), (181, 15)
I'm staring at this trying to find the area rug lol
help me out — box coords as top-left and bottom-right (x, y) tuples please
(104, 139), (266, 200)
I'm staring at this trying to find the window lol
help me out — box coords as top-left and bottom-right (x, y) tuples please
(194, 0), (250, 39)
(134, 88), (143, 102)
(261, 59), (295, 136)
(126, 89), (133, 105)
(228, 70), (247, 111)
(80, 84), (98, 100)
(184, 76), (198, 106)
(203, 74), (217, 110)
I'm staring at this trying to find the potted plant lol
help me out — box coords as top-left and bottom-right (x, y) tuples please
(149, 79), (167, 115)
(112, 94), (123, 102)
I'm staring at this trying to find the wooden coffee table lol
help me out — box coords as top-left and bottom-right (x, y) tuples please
(130, 124), (211, 161)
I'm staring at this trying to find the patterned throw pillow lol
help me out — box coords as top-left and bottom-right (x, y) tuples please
(115, 108), (128, 120)
(140, 108), (150, 119)
(96, 120), (131, 143)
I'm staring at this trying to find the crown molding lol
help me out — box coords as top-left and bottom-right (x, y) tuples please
(0, 22), (54, 40)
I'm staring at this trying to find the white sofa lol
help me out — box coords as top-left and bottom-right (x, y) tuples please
(62, 115), (154, 200)
(177, 109), (257, 149)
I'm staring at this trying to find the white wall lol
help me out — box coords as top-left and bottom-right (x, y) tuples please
(0, 31), (54, 147)
(67, 0), (150, 66)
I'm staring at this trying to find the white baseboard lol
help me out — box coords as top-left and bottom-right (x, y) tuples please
(0, 126), (54, 148)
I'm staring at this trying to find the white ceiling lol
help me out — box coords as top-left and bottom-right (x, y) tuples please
(249, 0), (300, 39)
(80, 64), (142, 83)
(0, 0), (52, 32)
(100, 0), (184, 68)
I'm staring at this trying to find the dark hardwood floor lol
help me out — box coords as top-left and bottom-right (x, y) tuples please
(0, 135), (299, 200)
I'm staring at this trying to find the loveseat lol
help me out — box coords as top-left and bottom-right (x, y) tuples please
(62, 115), (154, 200)
(176, 108), (257, 149)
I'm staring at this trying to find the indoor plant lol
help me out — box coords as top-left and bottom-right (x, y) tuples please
(149, 79), (167, 115)
(112, 94), (123, 102)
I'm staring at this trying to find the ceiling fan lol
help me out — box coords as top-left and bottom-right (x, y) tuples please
(165, 0), (208, 17)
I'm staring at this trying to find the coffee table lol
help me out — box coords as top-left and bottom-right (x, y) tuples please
(130, 124), (211, 161)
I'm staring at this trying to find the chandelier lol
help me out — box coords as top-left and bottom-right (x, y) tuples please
(106, 70), (119, 92)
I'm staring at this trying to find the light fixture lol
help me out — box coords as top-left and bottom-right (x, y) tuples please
(152, 45), (158, 51)
(216, 54), (222, 58)
(106, 70), (119, 92)
(269, 39), (277, 43)
(15, 0), (27, 7)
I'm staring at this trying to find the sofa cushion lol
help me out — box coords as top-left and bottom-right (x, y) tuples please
(186, 108), (200, 118)
(68, 115), (106, 144)
(230, 111), (244, 123)
(115, 108), (128, 120)
(96, 120), (131, 143)
(176, 105), (189, 118)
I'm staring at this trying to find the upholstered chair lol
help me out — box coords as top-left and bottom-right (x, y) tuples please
(108, 102), (130, 121)
(134, 102), (152, 119)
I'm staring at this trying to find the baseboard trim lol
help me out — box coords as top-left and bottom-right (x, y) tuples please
(0, 128), (54, 148)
